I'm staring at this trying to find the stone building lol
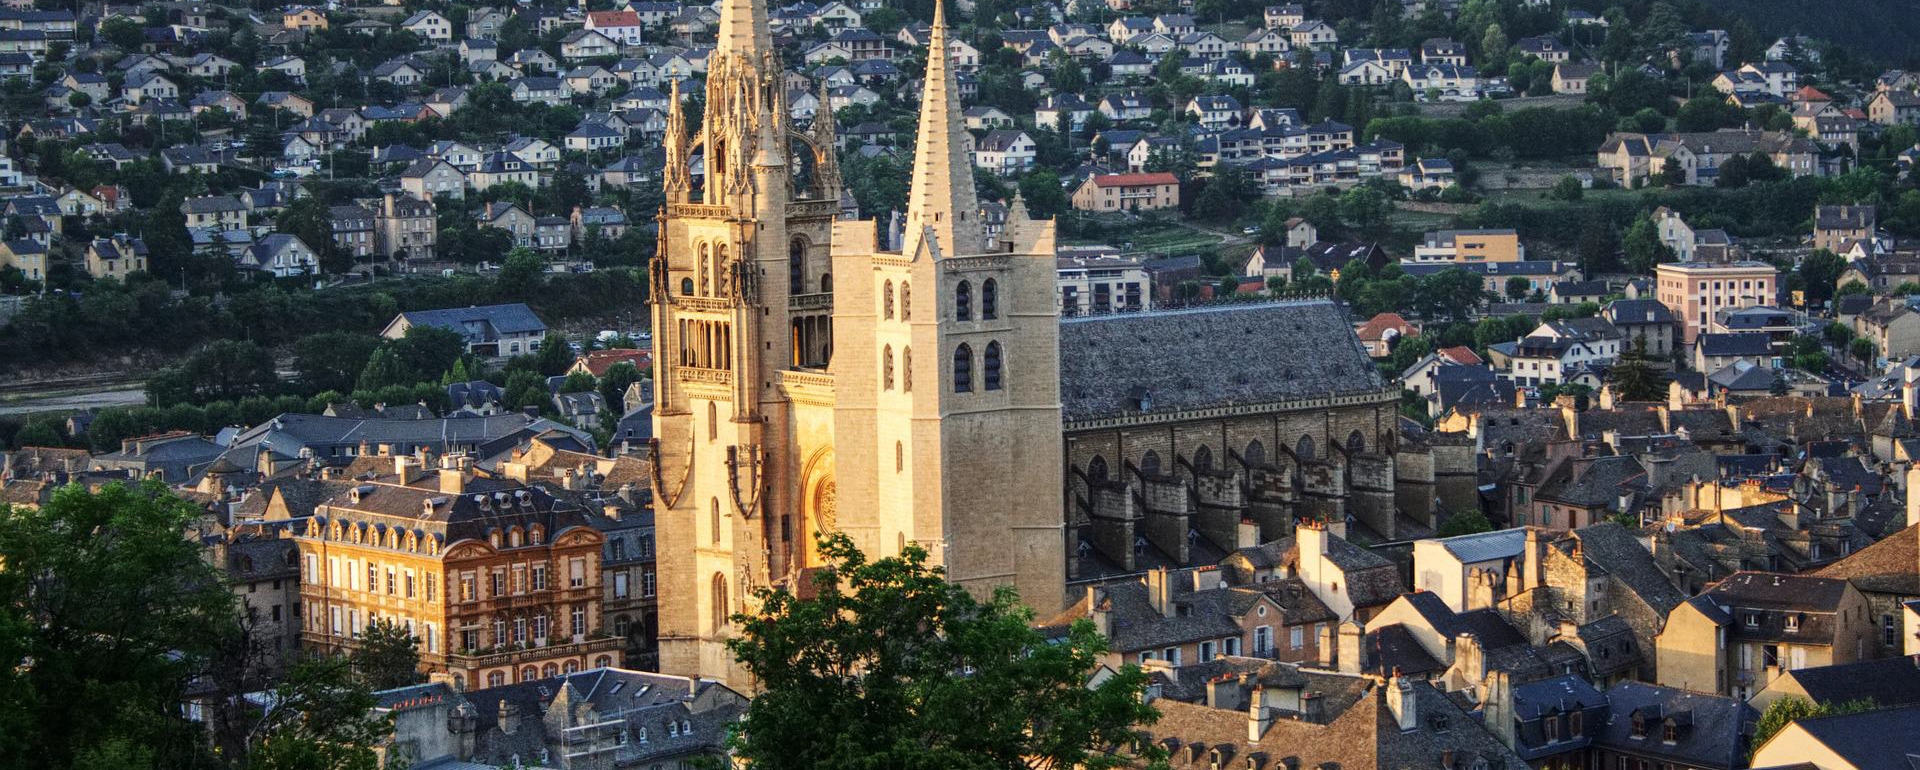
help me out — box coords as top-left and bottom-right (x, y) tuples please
(293, 452), (621, 689)
(648, 0), (1063, 688)
(1654, 571), (1877, 700)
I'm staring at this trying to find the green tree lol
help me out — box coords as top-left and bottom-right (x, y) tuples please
(1338, 184), (1393, 232)
(247, 658), (396, 770)
(1623, 216), (1676, 274)
(294, 332), (384, 394)
(149, 339), (280, 406)
(1609, 337), (1669, 401)
(0, 482), (239, 769)
(559, 371), (597, 394)
(598, 361), (644, 414)
(727, 534), (1164, 770)
(1798, 249), (1847, 308)
(534, 332), (575, 376)
(1017, 170), (1069, 219)
(499, 247), (546, 296)
(1549, 174), (1584, 201)
(1837, 280), (1871, 297)
(353, 618), (423, 692)
(355, 347), (411, 393)
(1850, 336), (1877, 364)
(1436, 509), (1493, 537)
(1505, 275), (1531, 300)
(279, 197), (352, 275)
(1749, 697), (1877, 761)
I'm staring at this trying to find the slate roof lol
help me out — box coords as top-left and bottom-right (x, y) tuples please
(1697, 333), (1772, 357)
(1768, 703), (1920, 767)
(1593, 682), (1754, 770)
(395, 303), (546, 338)
(1816, 523), (1920, 597)
(1567, 522), (1686, 616)
(1437, 528), (1526, 564)
(1773, 656), (1920, 708)
(1058, 300), (1381, 424)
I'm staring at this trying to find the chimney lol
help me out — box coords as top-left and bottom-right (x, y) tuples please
(1646, 454), (1673, 492)
(1385, 673), (1417, 732)
(394, 455), (420, 485)
(603, 504), (622, 521)
(1907, 466), (1920, 528)
(1088, 586), (1112, 638)
(497, 700), (521, 735)
(1146, 567), (1175, 618)
(1248, 685), (1273, 742)
(1316, 621), (1336, 667)
(1337, 619), (1363, 674)
(1521, 527), (1544, 592)
(1325, 515), (1347, 541)
(1302, 690), (1327, 724)
(439, 468), (466, 495)
(1208, 675), (1248, 711)
(1237, 517), (1260, 549)
(1298, 519), (1328, 556)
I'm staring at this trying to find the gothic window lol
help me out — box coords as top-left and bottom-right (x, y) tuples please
(953, 343), (973, 392)
(895, 441), (904, 472)
(955, 280), (972, 320)
(699, 243), (711, 295)
(1295, 435), (1316, 461)
(714, 244), (729, 298)
(1245, 440), (1266, 466)
(1347, 430), (1366, 454)
(900, 282), (911, 320)
(883, 345), (895, 390)
(902, 347), (912, 391)
(711, 572), (728, 632)
(883, 280), (894, 319)
(984, 341), (1003, 390)
(1141, 450), (1162, 476)
(982, 278), (999, 319)
(1192, 445), (1213, 472)
(820, 273), (832, 293)
(1087, 456), (1109, 483)
(710, 498), (721, 544)
(680, 277), (693, 295)
(707, 402), (717, 440)
(789, 238), (806, 294)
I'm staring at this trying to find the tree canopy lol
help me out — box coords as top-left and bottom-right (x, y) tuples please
(727, 534), (1163, 770)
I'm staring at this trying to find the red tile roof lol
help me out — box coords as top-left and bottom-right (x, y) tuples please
(1438, 345), (1482, 365)
(1355, 312), (1416, 341)
(1090, 172), (1178, 188)
(572, 348), (650, 377)
(587, 10), (640, 27)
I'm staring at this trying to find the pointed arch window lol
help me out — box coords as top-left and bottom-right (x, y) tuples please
(710, 498), (721, 544)
(955, 280), (972, 321)
(1245, 440), (1266, 466)
(711, 572), (728, 632)
(707, 402), (717, 441)
(883, 280), (894, 319)
(953, 343), (973, 392)
(1088, 455), (1109, 483)
(984, 341), (1003, 390)
(1141, 450), (1162, 476)
(982, 278), (999, 320)
(900, 282), (911, 320)
(902, 346), (912, 391)
(1192, 445), (1213, 472)
(714, 244), (729, 298)
(1296, 435), (1316, 461)
(789, 238), (806, 294)
(882, 345), (895, 390)
(698, 243), (711, 296)
(1347, 430), (1366, 454)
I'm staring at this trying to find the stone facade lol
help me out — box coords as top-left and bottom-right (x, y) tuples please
(648, 0), (1063, 689)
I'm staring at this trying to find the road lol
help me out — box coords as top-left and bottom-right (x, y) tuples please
(0, 385), (146, 417)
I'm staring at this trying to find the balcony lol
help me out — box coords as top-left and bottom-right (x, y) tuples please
(790, 292), (832, 311)
(447, 634), (623, 669)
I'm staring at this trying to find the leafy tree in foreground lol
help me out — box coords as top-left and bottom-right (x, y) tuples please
(247, 658), (396, 770)
(727, 533), (1164, 770)
(353, 618), (424, 692)
(0, 482), (238, 769)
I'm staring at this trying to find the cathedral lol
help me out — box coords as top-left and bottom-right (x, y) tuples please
(648, 0), (1065, 686)
(648, 0), (1471, 690)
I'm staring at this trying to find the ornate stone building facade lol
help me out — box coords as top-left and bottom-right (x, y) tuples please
(648, 0), (1064, 687)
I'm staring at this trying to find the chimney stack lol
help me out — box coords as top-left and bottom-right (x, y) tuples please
(1385, 673), (1417, 732)
(1247, 685), (1273, 742)
(1146, 567), (1175, 618)
(394, 455), (420, 485)
(1237, 517), (1260, 549)
(1337, 619), (1363, 674)
(497, 700), (521, 735)
(1088, 585), (1112, 638)
(439, 467), (466, 495)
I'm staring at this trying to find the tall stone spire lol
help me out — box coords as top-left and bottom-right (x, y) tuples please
(902, 0), (981, 257)
(662, 78), (689, 198)
(714, 0), (772, 62)
(811, 80), (841, 193)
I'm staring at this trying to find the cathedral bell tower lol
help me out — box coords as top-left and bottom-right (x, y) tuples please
(648, 0), (841, 687)
(827, 0), (1067, 613)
